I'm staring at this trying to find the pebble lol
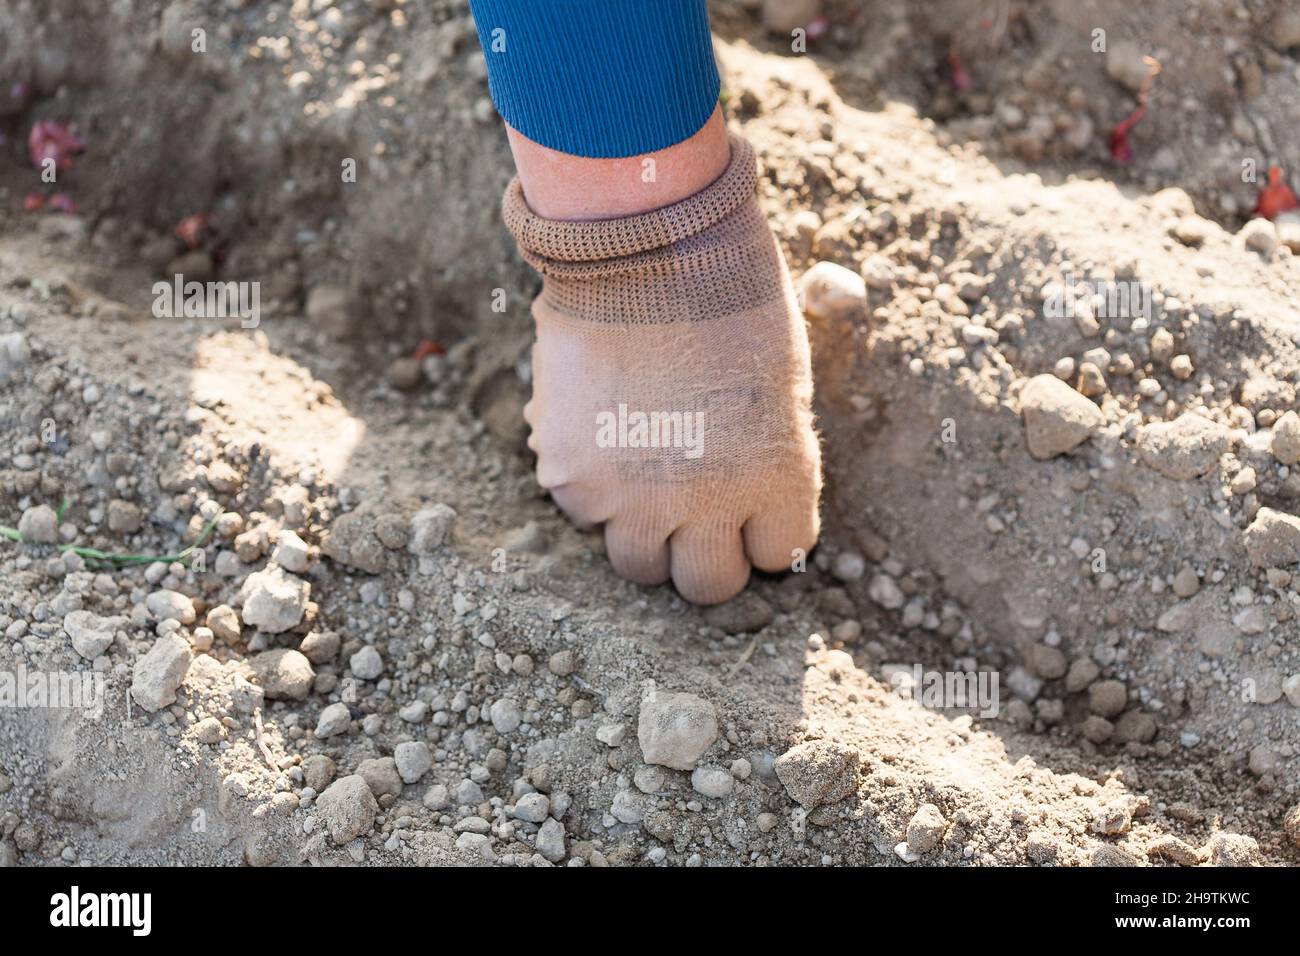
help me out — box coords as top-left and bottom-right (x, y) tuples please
(272, 529), (310, 572)
(394, 742), (433, 784)
(239, 566), (310, 633)
(249, 648), (314, 701)
(1135, 414), (1231, 481)
(145, 589), (196, 625)
(800, 261), (866, 322)
(1270, 411), (1300, 465)
(1088, 680), (1127, 718)
(16, 505), (58, 544)
(1019, 374), (1104, 459)
(831, 550), (866, 582)
(1171, 566), (1200, 598)
(511, 792), (550, 823)
(315, 702), (351, 738)
(1243, 508), (1300, 567)
(300, 630), (341, 664)
(130, 633), (192, 712)
(315, 775), (377, 845)
(490, 698), (522, 733)
(409, 504), (457, 555)
(690, 766), (734, 799)
(905, 803), (947, 853)
(356, 757), (403, 798)
(350, 645), (384, 680)
(773, 740), (860, 809)
(204, 604), (240, 643)
(637, 691), (718, 770)
(535, 818), (566, 862)
(63, 610), (116, 660)
(867, 573), (905, 610)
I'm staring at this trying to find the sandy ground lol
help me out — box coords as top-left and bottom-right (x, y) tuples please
(1, 0), (1299, 866)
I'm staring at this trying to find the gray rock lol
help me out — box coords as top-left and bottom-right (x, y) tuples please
(906, 803), (947, 853)
(249, 648), (314, 701)
(394, 741), (432, 784)
(64, 610), (116, 659)
(271, 529), (310, 572)
(315, 702), (351, 739)
(410, 504), (457, 555)
(356, 757), (403, 797)
(511, 792), (550, 823)
(350, 645), (383, 680)
(316, 775), (377, 845)
(773, 739), (861, 809)
(239, 566), (309, 633)
(637, 691), (718, 770)
(1019, 374), (1104, 459)
(489, 698), (522, 734)
(17, 505), (58, 544)
(130, 633), (192, 712)
(205, 604), (241, 642)
(690, 765), (734, 799)
(1243, 508), (1300, 567)
(1135, 414), (1231, 480)
(145, 589), (196, 625)
(535, 817), (566, 862)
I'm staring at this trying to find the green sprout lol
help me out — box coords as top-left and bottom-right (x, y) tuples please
(0, 498), (219, 570)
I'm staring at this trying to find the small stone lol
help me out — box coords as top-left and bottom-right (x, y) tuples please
(701, 592), (775, 633)
(637, 692), (718, 770)
(536, 817), (566, 862)
(250, 648), (314, 701)
(206, 604), (241, 642)
(17, 505), (58, 544)
(388, 356), (422, 389)
(1135, 414), (1231, 481)
(905, 803), (947, 853)
(1081, 715), (1114, 743)
(1270, 411), (1300, 465)
(867, 573), (905, 610)
(315, 702), (351, 738)
(1205, 832), (1262, 867)
(394, 741), (433, 784)
(690, 766), (734, 799)
(316, 775), (377, 845)
(800, 261), (867, 322)
(1243, 508), (1300, 567)
(1025, 644), (1067, 680)
(409, 504), (457, 555)
(512, 792), (550, 823)
(1088, 679), (1127, 718)
(303, 755), (336, 791)
(1169, 354), (1194, 380)
(145, 589), (196, 625)
(130, 633), (192, 712)
(1114, 710), (1157, 743)
(350, 645), (384, 680)
(1172, 566), (1200, 598)
(1105, 39), (1152, 93)
(193, 716), (225, 744)
(106, 499), (142, 534)
(831, 550), (867, 582)
(1240, 218), (1277, 256)
(1076, 361), (1107, 397)
(490, 698), (522, 733)
(1019, 374), (1104, 459)
(356, 757), (403, 798)
(773, 740), (860, 809)
(239, 566), (310, 633)
(272, 529), (310, 572)
(64, 610), (116, 660)
(300, 630), (341, 664)
(548, 650), (578, 676)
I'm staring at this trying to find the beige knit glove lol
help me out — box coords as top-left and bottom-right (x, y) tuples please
(503, 135), (821, 604)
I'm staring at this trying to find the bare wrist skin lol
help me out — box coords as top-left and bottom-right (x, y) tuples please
(505, 105), (731, 221)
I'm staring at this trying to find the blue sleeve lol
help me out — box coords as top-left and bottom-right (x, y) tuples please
(468, 0), (721, 159)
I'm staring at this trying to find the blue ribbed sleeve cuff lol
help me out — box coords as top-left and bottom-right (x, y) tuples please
(468, 0), (722, 159)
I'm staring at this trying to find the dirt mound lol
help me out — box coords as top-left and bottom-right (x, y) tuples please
(1, 1), (1298, 866)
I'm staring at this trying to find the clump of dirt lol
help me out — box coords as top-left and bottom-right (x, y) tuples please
(1, 1), (1298, 867)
